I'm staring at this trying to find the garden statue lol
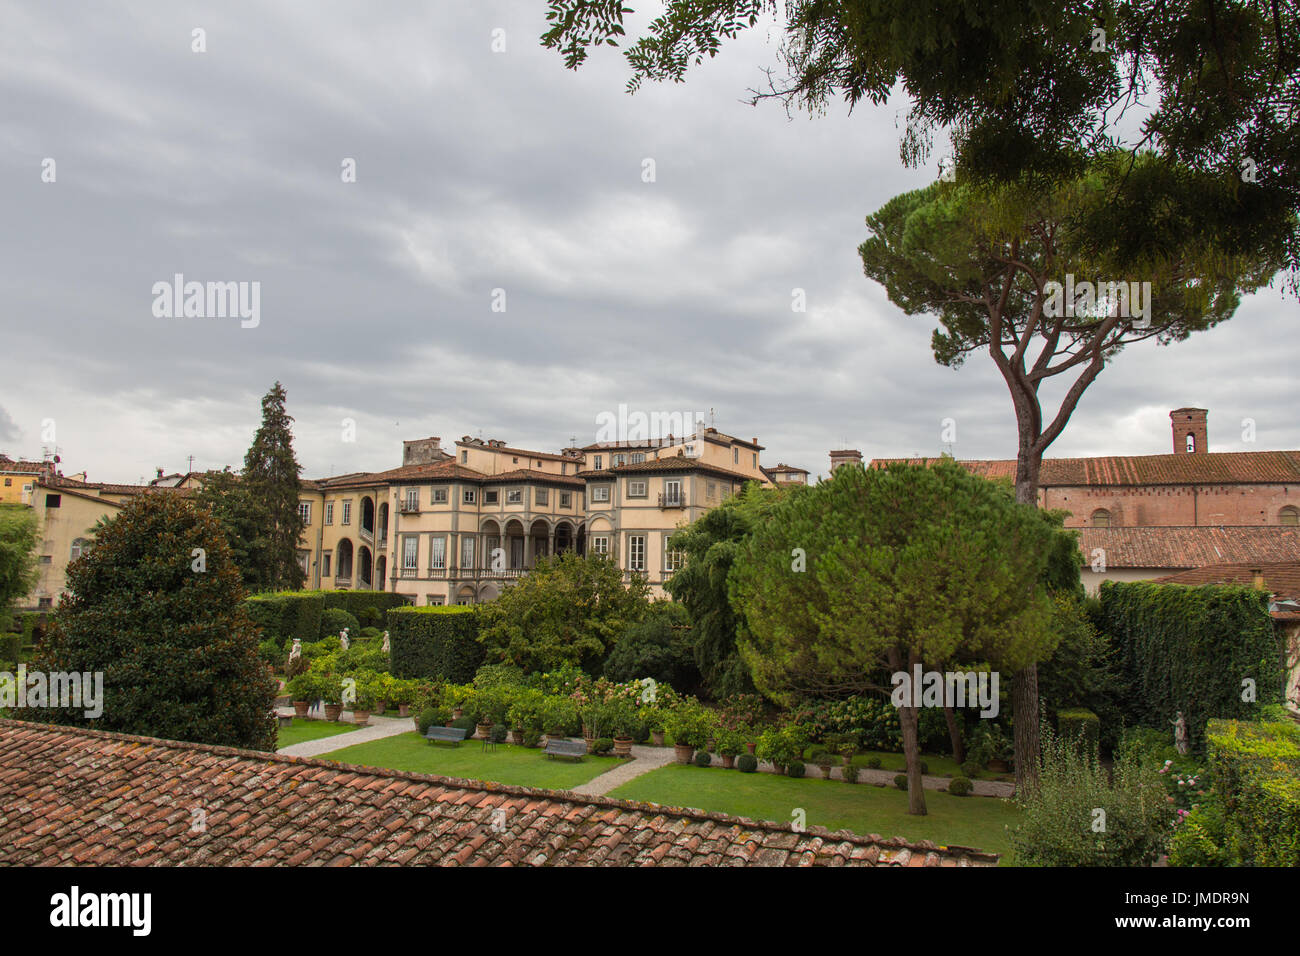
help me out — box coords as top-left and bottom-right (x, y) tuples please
(339, 628), (349, 651)
(287, 639), (302, 668)
(381, 630), (390, 653)
(1171, 711), (1189, 756)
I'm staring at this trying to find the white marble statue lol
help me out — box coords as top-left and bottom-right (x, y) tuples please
(339, 628), (350, 651)
(381, 630), (390, 654)
(1172, 711), (1189, 756)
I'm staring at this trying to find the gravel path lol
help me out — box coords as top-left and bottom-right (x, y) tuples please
(275, 707), (414, 758)
(568, 743), (678, 796)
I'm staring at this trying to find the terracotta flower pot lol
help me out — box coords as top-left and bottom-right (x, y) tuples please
(292, 701), (310, 718)
(721, 754), (736, 769)
(452, 707), (463, 719)
(613, 736), (634, 758)
(476, 722), (492, 740)
(373, 701), (386, 715)
(989, 758), (1010, 774)
(324, 703), (343, 722)
(583, 724), (595, 743)
(651, 730), (665, 747)
(745, 742), (757, 755)
(353, 709), (371, 727)
(511, 728), (525, 746)
(398, 704), (411, 718)
(674, 743), (694, 765)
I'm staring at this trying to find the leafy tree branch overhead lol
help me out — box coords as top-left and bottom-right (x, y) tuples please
(540, 0), (1300, 288)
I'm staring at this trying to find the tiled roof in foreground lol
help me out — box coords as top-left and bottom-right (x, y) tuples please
(1077, 526), (1300, 569)
(0, 720), (996, 867)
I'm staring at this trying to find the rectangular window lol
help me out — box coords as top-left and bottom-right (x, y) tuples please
(37, 598), (52, 609)
(45, 494), (61, 508)
(325, 502), (334, 524)
(403, 489), (420, 511)
(461, 536), (475, 570)
(534, 487), (548, 506)
(463, 489), (476, 504)
(507, 489), (523, 505)
(427, 594), (445, 606)
(456, 598), (473, 606)
(628, 535), (646, 572)
(39, 555), (52, 564)
(429, 536), (447, 570)
(752, 453), (757, 467)
(706, 481), (717, 500)
(627, 480), (647, 498)
(590, 535), (609, 555)
(733, 448), (739, 463)
(663, 479), (682, 506)
(3, 478), (10, 486)
(560, 492), (572, 508)
(341, 500), (352, 525)
(664, 535), (684, 572)
(322, 553), (331, 578)
(402, 536), (418, 571)
(432, 487), (448, 504)
(485, 489), (499, 504)
(461, 451), (468, 463)
(594, 455), (603, 470)
(592, 485), (610, 503)
(298, 502), (312, 524)
(631, 452), (645, 464)
(613, 453), (626, 466)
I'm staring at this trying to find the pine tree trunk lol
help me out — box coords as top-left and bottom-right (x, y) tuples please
(1013, 447), (1043, 796)
(943, 704), (965, 764)
(898, 703), (927, 815)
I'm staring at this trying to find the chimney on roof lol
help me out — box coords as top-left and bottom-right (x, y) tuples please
(829, 449), (863, 473)
(1171, 408), (1208, 455)
(156, 467), (163, 479)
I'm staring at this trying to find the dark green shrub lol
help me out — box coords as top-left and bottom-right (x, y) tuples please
(786, 760), (806, 778)
(961, 760), (981, 778)
(693, 750), (713, 767)
(450, 716), (477, 738)
(245, 592), (324, 644)
(919, 760), (929, 774)
(320, 589), (406, 622)
(1099, 580), (1283, 750)
(894, 774), (908, 790)
(320, 607), (360, 640)
(591, 737), (614, 755)
(632, 722), (651, 745)
(360, 606), (382, 628)
(948, 776), (973, 796)
(842, 763), (860, 784)
(866, 756), (882, 769)
(0, 634), (20, 666)
(18, 612), (48, 646)
(1168, 803), (1231, 867)
(1197, 719), (1300, 866)
(489, 723), (508, 744)
(416, 707), (450, 735)
(387, 606), (483, 681)
(736, 754), (757, 773)
(523, 730), (542, 748)
(1057, 707), (1101, 755)
(257, 638), (283, 669)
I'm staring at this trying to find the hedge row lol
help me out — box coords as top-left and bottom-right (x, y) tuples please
(1205, 718), (1300, 866)
(386, 606), (483, 682)
(1099, 581), (1283, 750)
(245, 590), (409, 644)
(1056, 707), (1100, 755)
(319, 589), (407, 622)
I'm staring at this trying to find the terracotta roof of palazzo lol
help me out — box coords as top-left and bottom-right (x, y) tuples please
(1153, 562), (1300, 601)
(1076, 526), (1300, 569)
(871, 451), (1300, 486)
(0, 721), (997, 867)
(579, 455), (769, 484)
(478, 469), (585, 488)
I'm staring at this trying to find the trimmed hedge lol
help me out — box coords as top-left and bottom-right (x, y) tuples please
(320, 590), (406, 622)
(245, 592), (324, 644)
(1200, 718), (1300, 866)
(387, 606), (483, 682)
(1057, 707), (1100, 755)
(0, 634), (19, 666)
(1099, 581), (1283, 750)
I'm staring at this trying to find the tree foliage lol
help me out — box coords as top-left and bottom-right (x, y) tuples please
(193, 467), (269, 592)
(541, 0), (1300, 287)
(30, 493), (277, 750)
(0, 504), (39, 618)
(240, 382), (306, 591)
(728, 461), (1062, 812)
(476, 552), (652, 673)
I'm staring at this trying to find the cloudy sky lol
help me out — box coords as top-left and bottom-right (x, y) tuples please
(2, 1), (1295, 485)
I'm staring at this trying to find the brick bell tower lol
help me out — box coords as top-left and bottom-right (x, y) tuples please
(1171, 408), (1208, 455)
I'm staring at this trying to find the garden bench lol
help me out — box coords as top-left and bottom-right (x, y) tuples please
(544, 739), (586, 761)
(424, 726), (468, 746)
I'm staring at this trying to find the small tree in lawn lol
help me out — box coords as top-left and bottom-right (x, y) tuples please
(30, 492), (277, 751)
(242, 382), (306, 591)
(0, 503), (39, 620)
(729, 461), (1060, 814)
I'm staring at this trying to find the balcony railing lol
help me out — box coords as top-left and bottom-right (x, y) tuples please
(658, 493), (685, 508)
(334, 575), (352, 588)
(398, 501), (421, 515)
(477, 568), (529, 579)
(359, 526), (374, 544)
(400, 567), (417, 579)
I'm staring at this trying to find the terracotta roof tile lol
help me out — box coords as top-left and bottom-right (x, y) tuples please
(1077, 526), (1300, 569)
(1152, 561), (1300, 600)
(873, 451), (1300, 486)
(0, 720), (997, 867)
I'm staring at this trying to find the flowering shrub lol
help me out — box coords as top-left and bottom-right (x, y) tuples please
(792, 695), (902, 751)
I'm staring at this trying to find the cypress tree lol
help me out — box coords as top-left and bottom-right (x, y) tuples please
(243, 382), (306, 591)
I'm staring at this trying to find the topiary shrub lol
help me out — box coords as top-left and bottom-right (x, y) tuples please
(632, 722), (651, 745)
(416, 707), (450, 735)
(842, 764), (860, 784)
(919, 760), (929, 774)
(866, 756), (882, 769)
(693, 749), (713, 767)
(894, 774), (909, 790)
(591, 737), (614, 755)
(28, 493), (276, 750)
(387, 606), (484, 681)
(961, 760), (981, 779)
(523, 730), (542, 748)
(489, 723), (508, 744)
(736, 753), (757, 773)
(948, 776), (973, 796)
(786, 760), (806, 778)
(450, 716), (477, 738)
(320, 607), (360, 640)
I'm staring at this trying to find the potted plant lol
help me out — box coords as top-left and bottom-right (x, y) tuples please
(646, 711), (666, 748)
(665, 701), (714, 765)
(319, 673), (345, 722)
(815, 751), (836, 779)
(352, 675), (377, 726)
(541, 694), (578, 746)
(286, 672), (315, 718)
(508, 689), (545, 747)
(716, 729), (744, 769)
(607, 700), (638, 758)
(387, 678), (416, 718)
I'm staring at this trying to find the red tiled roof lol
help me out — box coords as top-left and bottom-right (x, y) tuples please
(0, 721), (996, 867)
(580, 454), (769, 484)
(1077, 526), (1300, 569)
(454, 439), (575, 463)
(0, 458), (52, 475)
(1152, 562), (1300, 601)
(872, 451), (1300, 487)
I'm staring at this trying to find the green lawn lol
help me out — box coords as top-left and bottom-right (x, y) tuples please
(609, 764), (1020, 861)
(276, 718), (359, 750)
(318, 732), (624, 790)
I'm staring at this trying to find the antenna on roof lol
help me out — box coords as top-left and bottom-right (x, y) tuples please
(709, 408), (715, 428)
